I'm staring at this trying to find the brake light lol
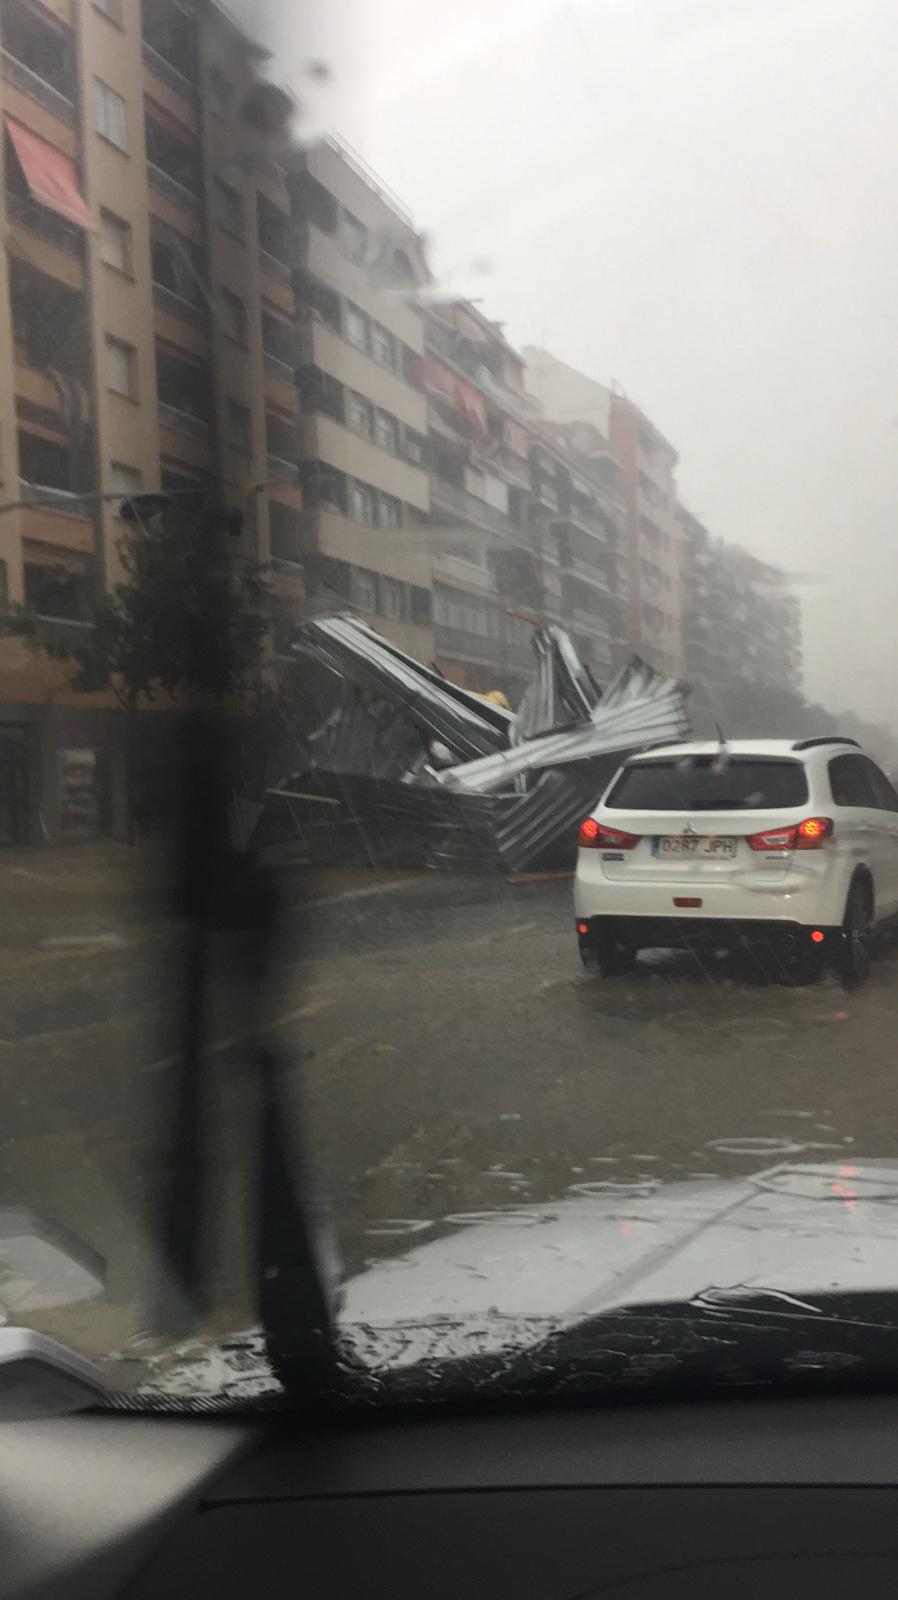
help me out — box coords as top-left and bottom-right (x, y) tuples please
(747, 817), (833, 852)
(578, 818), (640, 850)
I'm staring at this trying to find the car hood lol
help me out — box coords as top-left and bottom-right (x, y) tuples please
(120, 1159), (898, 1403)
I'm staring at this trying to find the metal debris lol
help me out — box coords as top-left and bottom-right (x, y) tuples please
(254, 613), (691, 871)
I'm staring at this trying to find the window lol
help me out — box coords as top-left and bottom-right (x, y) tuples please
(864, 759), (898, 813)
(607, 757), (810, 811)
(216, 179), (244, 238)
(94, 80), (128, 150)
(829, 754), (876, 808)
(345, 304), (368, 351)
(99, 210), (132, 275)
(226, 401), (252, 455)
(376, 493), (402, 530)
(104, 336), (136, 398)
(346, 391), (372, 435)
(350, 483), (374, 525)
(220, 289), (247, 345)
(343, 210), (368, 264)
(380, 578), (404, 620)
(353, 568), (377, 611)
(370, 322), (395, 370)
(373, 410), (398, 454)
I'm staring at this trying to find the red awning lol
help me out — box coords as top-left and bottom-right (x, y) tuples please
(4, 115), (92, 230)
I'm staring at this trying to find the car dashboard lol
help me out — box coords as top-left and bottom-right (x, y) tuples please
(6, 1392), (898, 1597)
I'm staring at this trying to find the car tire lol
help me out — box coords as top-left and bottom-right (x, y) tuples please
(779, 944), (824, 988)
(841, 878), (873, 987)
(596, 939), (636, 978)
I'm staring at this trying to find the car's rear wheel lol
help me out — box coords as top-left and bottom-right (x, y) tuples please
(583, 924), (636, 978)
(841, 878), (873, 987)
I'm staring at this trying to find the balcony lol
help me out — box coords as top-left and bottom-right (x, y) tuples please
(430, 475), (517, 541)
(559, 557), (611, 592)
(433, 623), (533, 675)
(267, 453), (300, 485)
(567, 607), (611, 638)
(152, 281), (207, 330)
(432, 553), (493, 594)
(5, 190), (84, 289)
(158, 401), (209, 441)
(31, 614), (94, 650)
(307, 506), (430, 587)
(259, 245), (291, 284)
(141, 39), (195, 102)
(19, 489), (93, 554)
(1, 49), (75, 126)
(147, 161), (197, 212)
(263, 349), (295, 383)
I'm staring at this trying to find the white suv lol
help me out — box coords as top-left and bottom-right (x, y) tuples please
(574, 737), (898, 985)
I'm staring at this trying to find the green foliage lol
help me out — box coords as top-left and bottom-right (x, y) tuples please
(3, 501), (270, 709)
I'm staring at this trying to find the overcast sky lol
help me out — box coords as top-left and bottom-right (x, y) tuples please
(244, 0), (898, 722)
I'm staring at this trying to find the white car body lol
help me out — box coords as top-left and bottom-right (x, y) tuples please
(574, 737), (898, 972)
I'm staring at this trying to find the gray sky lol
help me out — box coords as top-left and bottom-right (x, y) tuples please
(247, 0), (898, 721)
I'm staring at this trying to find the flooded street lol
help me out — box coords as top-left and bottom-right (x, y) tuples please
(3, 861), (895, 1366)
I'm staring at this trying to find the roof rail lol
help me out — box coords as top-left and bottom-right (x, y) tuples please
(792, 736), (861, 752)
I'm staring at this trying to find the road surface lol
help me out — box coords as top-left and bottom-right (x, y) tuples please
(0, 858), (893, 1369)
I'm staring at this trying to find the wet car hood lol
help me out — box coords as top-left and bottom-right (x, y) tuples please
(121, 1159), (898, 1403)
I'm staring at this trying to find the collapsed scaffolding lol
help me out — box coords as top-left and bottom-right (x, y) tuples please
(253, 614), (691, 872)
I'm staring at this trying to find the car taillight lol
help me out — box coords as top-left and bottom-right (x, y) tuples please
(747, 816), (833, 852)
(578, 818), (640, 849)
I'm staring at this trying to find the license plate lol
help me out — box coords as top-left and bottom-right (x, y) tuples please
(652, 835), (737, 858)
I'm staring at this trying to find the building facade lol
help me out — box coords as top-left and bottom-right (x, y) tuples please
(0, 0), (304, 841)
(678, 506), (803, 691)
(287, 137), (433, 660)
(523, 348), (683, 677)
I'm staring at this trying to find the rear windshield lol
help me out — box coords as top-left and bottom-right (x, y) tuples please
(605, 756), (809, 811)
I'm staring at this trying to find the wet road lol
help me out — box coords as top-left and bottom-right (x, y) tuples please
(2, 863), (896, 1364)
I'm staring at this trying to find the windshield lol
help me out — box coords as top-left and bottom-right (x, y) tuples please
(606, 757), (810, 810)
(4, 0), (898, 1415)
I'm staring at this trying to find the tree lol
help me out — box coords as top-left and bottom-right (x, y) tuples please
(4, 496), (271, 837)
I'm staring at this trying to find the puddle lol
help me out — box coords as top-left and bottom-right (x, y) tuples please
(567, 1179), (659, 1198)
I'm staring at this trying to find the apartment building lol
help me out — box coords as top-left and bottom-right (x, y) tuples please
(523, 349), (683, 677)
(678, 506), (803, 691)
(286, 138), (433, 660)
(423, 301), (552, 696)
(528, 419), (629, 683)
(0, 0), (304, 842)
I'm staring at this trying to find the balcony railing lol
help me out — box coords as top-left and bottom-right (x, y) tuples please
(141, 40), (195, 101)
(271, 557), (304, 582)
(152, 281), (207, 328)
(263, 349), (296, 383)
(559, 557), (610, 592)
(259, 245), (291, 283)
(6, 189), (83, 257)
(567, 607), (611, 638)
(19, 479), (92, 519)
(430, 476), (516, 540)
(267, 453), (300, 485)
(433, 622), (533, 673)
(158, 402), (209, 441)
(32, 615), (95, 650)
(1, 51), (75, 125)
(147, 161), (197, 211)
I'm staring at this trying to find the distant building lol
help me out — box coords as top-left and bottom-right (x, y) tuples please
(423, 301), (548, 695)
(678, 507), (803, 690)
(523, 349), (683, 675)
